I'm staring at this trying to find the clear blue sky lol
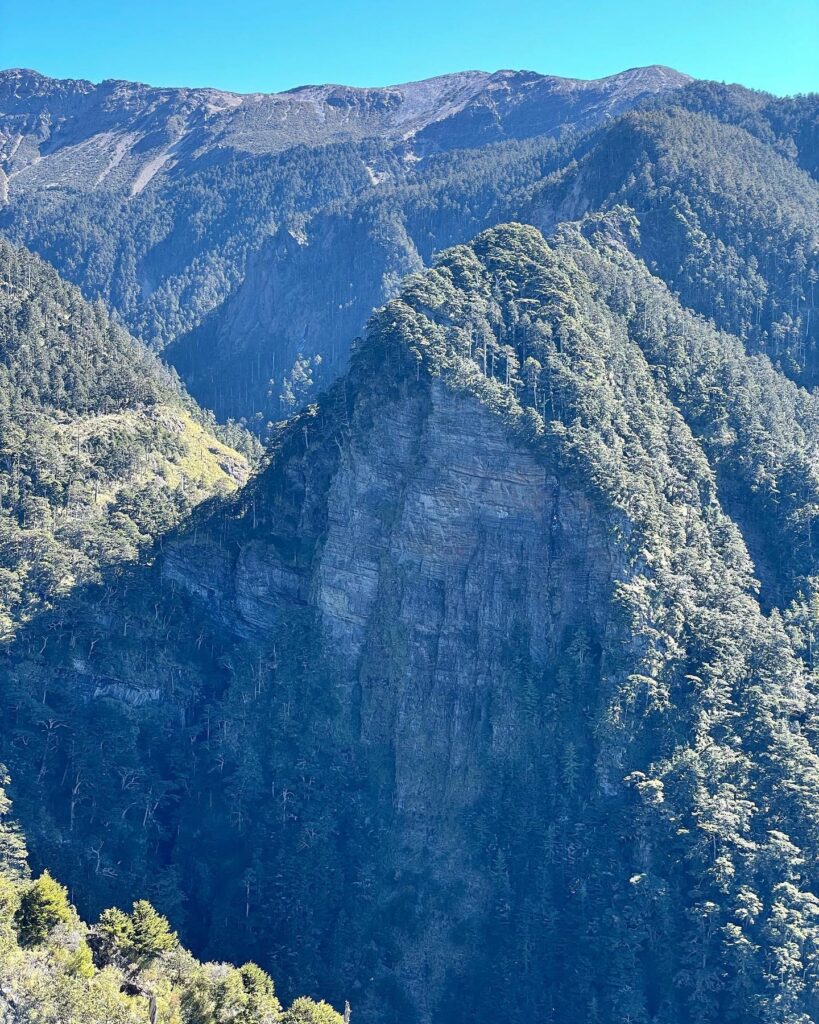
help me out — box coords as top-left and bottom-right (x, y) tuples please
(1, 0), (816, 96)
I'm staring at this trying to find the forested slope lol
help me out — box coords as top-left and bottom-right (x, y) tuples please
(0, 770), (345, 1023)
(4, 221), (819, 1023)
(0, 236), (253, 638)
(168, 83), (819, 424)
(3, 72), (815, 433)
(523, 101), (819, 383)
(0, 66), (690, 430)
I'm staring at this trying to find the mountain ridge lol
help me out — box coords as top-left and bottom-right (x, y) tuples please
(0, 64), (691, 196)
(0, 63), (691, 106)
(168, 87), (818, 425)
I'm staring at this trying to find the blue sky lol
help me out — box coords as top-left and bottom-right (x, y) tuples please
(1, 0), (816, 96)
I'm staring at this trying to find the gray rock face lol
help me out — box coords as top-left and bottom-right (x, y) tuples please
(157, 371), (623, 1019)
(165, 378), (620, 665)
(314, 384), (620, 1015)
(56, 667), (162, 706)
(0, 65), (690, 195)
(314, 380), (616, 662)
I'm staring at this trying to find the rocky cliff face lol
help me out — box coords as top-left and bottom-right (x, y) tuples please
(306, 382), (624, 1017)
(4, 223), (819, 1023)
(156, 367), (625, 1019)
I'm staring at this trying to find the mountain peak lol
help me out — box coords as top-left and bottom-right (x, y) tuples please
(6, 205), (819, 1022)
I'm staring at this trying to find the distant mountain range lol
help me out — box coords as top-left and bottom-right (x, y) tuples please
(0, 65), (690, 194)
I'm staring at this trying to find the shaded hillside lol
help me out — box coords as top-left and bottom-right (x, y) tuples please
(166, 130), (575, 421)
(167, 85), (819, 425)
(4, 222), (819, 1023)
(0, 770), (345, 1023)
(0, 236), (252, 638)
(0, 139), (392, 354)
(0, 66), (690, 431)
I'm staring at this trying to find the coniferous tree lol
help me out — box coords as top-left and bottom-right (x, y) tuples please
(0, 766), (28, 880)
(15, 870), (71, 946)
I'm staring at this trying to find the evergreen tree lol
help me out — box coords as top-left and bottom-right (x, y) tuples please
(15, 870), (71, 946)
(0, 766), (28, 880)
(91, 906), (134, 969)
(281, 996), (346, 1024)
(126, 899), (177, 969)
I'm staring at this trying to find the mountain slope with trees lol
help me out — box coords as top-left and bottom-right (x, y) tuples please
(4, 221), (819, 1023)
(159, 82), (819, 426)
(3, 70), (815, 434)
(0, 235), (253, 638)
(0, 66), (691, 432)
(0, 768), (345, 1023)
(522, 99), (819, 383)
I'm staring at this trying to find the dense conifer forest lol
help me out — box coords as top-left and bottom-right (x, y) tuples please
(0, 63), (818, 1023)
(0, 236), (258, 639)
